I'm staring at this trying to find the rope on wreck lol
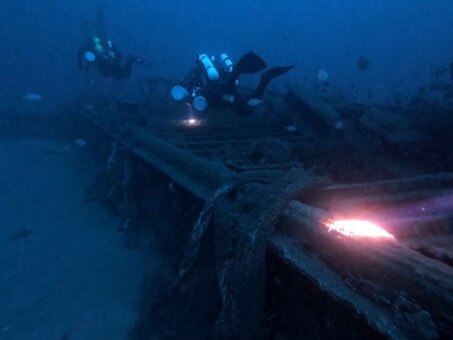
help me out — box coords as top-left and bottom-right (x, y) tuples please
(174, 169), (318, 339)
(173, 176), (271, 290)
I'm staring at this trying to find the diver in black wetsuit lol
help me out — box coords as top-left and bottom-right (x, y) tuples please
(77, 37), (150, 80)
(172, 52), (294, 115)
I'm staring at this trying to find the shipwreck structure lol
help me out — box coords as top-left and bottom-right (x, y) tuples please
(78, 80), (452, 339)
(6, 79), (450, 339)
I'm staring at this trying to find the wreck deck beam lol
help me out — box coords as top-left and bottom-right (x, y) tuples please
(279, 201), (453, 338)
(85, 113), (452, 338)
(132, 129), (235, 201)
(316, 173), (453, 197)
(269, 233), (406, 339)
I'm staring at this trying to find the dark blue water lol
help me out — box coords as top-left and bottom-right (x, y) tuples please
(1, 1), (452, 339)
(1, 1), (453, 102)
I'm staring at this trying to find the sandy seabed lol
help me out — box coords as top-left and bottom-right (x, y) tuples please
(0, 138), (159, 340)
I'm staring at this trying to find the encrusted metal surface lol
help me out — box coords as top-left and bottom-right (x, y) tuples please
(84, 101), (453, 338)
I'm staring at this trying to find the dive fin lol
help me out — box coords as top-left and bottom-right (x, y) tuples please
(235, 52), (267, 75)
(251, 65), (295, 99)
(260, 65), (295, 83)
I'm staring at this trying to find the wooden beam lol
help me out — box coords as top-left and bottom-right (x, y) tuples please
(279, 200), (453, 338)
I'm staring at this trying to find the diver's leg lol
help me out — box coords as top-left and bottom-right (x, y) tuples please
(224, 93), (253, 116)
(120, 56), (134, 79)
(250, 65), (294, 99)
(224, 53), (268, 93)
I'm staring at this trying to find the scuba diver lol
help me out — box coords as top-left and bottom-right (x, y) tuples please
(77, 36), (151, 80)
(171, 52), (294, 115)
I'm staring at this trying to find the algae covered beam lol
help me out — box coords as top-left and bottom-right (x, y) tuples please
(87, 112), (451, 338)
(132, 128), (235, 201)
(316, 173), (453, 198)
(269, 233), (406, 339)
(278, 200), (453, 338)
(285, 82), (344, 137)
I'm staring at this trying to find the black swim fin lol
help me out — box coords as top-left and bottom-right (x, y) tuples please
(251, 65), (295, 99)
(224, 53), (267, 94)
(260, 65), (295, 82)
(234, 52), (267, 75)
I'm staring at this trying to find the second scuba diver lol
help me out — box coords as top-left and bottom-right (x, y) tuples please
(171, 52), (294, 115)
(78, 37), (151, 80)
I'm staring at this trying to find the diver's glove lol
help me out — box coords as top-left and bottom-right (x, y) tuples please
(222, 94), (235, 103)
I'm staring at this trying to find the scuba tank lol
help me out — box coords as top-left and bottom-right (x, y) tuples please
(198, 54), (219, 81)
(92, 36), (116, 60)
(171, 86), (207, 111)
(93, 37), (104, 53)
(171, 85), (189, 101)
(220, 53), (234, 73)
(84, 51), (96, 62)
(193, 96), (208, 111)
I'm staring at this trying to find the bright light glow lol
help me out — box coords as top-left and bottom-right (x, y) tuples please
(327, 219), (394, 239)
(183, 118), (201, 127)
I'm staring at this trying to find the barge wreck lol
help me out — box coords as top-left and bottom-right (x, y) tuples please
(71, 80), (453, 339)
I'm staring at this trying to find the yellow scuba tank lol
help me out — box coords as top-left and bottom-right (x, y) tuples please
(92, 37), (103, 53)
(198, 54), (219, 81)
